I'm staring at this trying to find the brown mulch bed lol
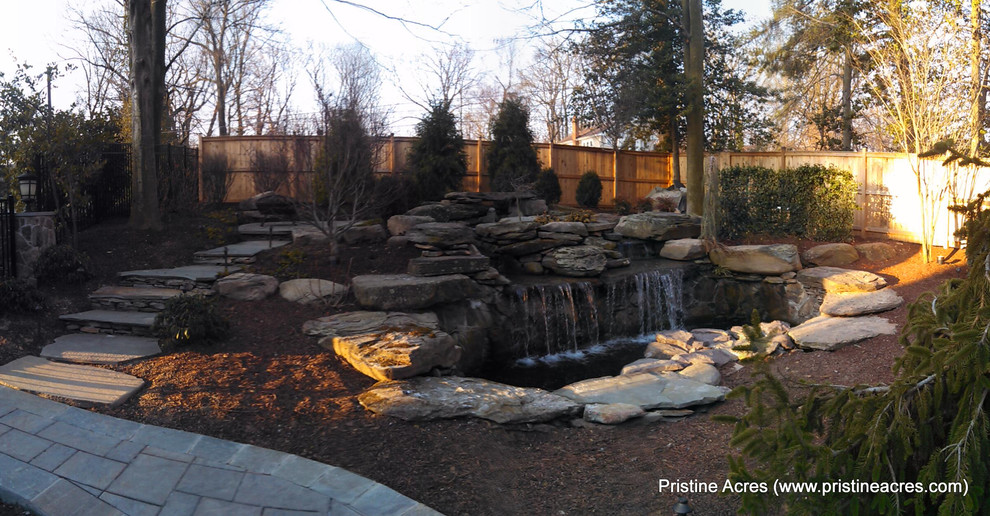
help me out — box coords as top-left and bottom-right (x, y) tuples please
(0, 212), (968, 515)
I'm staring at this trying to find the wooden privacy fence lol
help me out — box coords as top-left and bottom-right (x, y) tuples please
(199, 136), (990, 248)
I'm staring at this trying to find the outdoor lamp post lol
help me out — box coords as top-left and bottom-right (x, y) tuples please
(17, 172), (37, 211)
(673, 496), (693, 515)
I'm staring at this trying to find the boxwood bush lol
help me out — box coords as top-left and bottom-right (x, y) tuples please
(718, 164), (858, 241)
(576, 171), (603, 208)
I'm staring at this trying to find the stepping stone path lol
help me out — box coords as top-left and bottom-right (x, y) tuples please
(0, 224), (444, 515)
(41, 334), (162, 365)
(193, 240), (289, 265)
(0, 357), (145, 406)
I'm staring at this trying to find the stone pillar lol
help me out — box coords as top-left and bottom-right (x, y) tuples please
(14, 212), (56, 280)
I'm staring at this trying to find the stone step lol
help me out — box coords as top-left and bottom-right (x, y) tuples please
(237, 222), (297, 240)
(41, 333), (161, 365)
(0, 356), (145, 406)
(59, 310), (157, 337)
(193, 240), (289, 265)
(89, 285), (183, 312)
(118, 264), (239, 291)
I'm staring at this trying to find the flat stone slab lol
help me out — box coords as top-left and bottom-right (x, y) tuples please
(119, 265), (239, 282)
(351, 274), (478, 310)
(59, 310), (157, 328)
(797, 266), (887, 293)
(820, 289), (903, 316)
(788, 314), (897, 350)
(554, 372), (726, 410)
(359, 376), (582, 423)
(0, 356), (145, 406)
(407, 255), (490, 277)
(90, 286), (182, 301)
(41, 334), (162, 365)
(237, 222), (296, 238)
(194, 240), (288, 258)
(710, 244), (802, 274)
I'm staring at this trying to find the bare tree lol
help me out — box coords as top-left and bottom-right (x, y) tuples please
(855, 1), (972, 262)
(399, 42), (478, 114)
(307, 44), (388, 259)
(519, 36), (579, 142)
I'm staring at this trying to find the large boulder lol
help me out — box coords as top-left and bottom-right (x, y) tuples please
(659, 239), (707, 261)
(213, 272), (278, 301)
(329, 329), (459, 381)
(406, 201), (491, 222)
(541, 246), (607, 277)
(801, 243), (859, 267)
(788, 315), (897, 351)
(819, 289), (903, 317)
(709, 244), (802, 275)
(554, 372), (726, 410)
(351, 274), (479, 310)
(339, 223), (387, 244)
(358, 376), (582, 423)
(796, 266), (887, 293)
(855, 242), (898, 262)
(645, 187), (686, 211)
(403, 222), (476, 248)
(303, 311), (440, 338)
(613, 212), (701, 241)
(278, 278), (347, 304)
(387, 215), (435, 236)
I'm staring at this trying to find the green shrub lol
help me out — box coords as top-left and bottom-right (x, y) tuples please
(372, 174), (419, 219)
(575, 171), (603, 208)
(409, 100), (467, 201)
(0, 278), (45, 313)
(153, 295), (230, 348)
(535, 168), (562, 205)
(717, 164), (857, 241)
(33, 244), (90, 284)
(487, 97), (541, 191)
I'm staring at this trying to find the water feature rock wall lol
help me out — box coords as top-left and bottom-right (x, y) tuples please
(455, 260), (817, 365)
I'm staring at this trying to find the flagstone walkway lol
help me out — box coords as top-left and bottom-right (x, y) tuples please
(0, 385), (438, 516)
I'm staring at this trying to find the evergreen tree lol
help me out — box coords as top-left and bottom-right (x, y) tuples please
(408, 99), (467, 201)
(486, 97), (541, 192)
(722, 168), (990, 514)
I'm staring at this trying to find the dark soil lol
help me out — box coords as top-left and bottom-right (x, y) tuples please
(0, 211), (967, 516)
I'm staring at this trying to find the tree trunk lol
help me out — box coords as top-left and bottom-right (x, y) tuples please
(670, 115), (682, 187)
(128, 0), (164, 230)
(971, 0), (984, 156)
(682, 0), (704, 215)
(841, 44), (854, 150)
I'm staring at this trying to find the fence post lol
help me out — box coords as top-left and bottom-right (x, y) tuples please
(390, 134), (397, 176)
(4, 195), (14, 278)
(612, 149), (619, 201)
(861, 148), (869, 237)
(476, 139), (483, 192)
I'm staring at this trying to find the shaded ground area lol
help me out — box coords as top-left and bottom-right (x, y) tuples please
(0, 212), (967, 515)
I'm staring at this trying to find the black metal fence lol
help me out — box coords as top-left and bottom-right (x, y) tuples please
(33, 143), (199, 236)
(0, 196), (15, 278)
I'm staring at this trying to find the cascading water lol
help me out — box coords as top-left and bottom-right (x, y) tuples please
(510, 268), (684, 359)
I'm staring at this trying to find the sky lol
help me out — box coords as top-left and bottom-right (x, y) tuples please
(0, 0), (773, 137)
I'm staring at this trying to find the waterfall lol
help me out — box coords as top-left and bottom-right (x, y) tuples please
(511, 268), (684, 358)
